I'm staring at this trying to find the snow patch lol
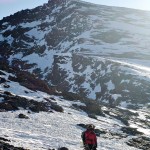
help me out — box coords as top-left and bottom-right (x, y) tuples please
(0, 97), (4, 103)
(105, 80), (115, 91)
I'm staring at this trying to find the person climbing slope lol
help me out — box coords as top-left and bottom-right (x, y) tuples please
(81, 124), (97, 150)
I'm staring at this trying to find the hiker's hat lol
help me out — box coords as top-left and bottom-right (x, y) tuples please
(87, 124), (95, 129)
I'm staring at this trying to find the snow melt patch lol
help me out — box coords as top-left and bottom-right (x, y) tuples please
(2, 22), (8, 26)
(22, 50), (56, 72)
(88, 83), (101, 100)
(20, 21), (41, 28)
(111, 94), (122, 101)
(105, 80), (115, 91)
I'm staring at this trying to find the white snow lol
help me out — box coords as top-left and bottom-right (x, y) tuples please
(51, 6), (62, 14)
(0, 105), (140, 150)
(111, 94), (121, 101)
(8, 53), (23, 64)
(2, 22), (8, 26)
(105, 80), (115, 91)
(0, 34), (4, 42)
(6, 35), (14, 45)
(20, 21), (41, 28)
(88, 83), (101, 99)
(130, 123), (150, 136)
(120, 101), (130, 107)
(22, 49), (55, 73)
(1, 25), (16, 33)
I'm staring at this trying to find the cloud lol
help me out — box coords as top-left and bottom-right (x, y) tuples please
(0, 0), (17, 4)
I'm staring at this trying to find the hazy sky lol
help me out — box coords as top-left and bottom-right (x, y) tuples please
(0, 0), (150, 20)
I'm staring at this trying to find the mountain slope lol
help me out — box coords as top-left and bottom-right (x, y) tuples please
(0, 69), (150, 150)
(0, 0), (150, 106)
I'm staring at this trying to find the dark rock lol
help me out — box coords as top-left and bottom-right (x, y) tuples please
(0, 137), (10, 142)
(88, 114), (97, 120)
(77, 123), (87, 129)
(58, 147), (69, 150)
(109, 132), (128, 139)
(27, 111), (30, 113)
(50, 103), (64, 112)
(103, 108), (139, 126)
(0, 92), (64, 113)
(24, 91), (29, 94)
(94, 129), (107, 137)
(18, 113), (29, 119)
(8, 71), (54, 95)
(0, 102), (16, 111)
(0, 93), (50, 112)
(71, 97), (104, 117)
(127, 136), (150, 150)
(114, 116), (129, 126)
(0, 139), (27, 150)
(3, 84), (10, 88)
(121, 126), (143, 136)
(3, 91), (12, 96)
(0, 77), (6, 83)
(61, 92), (84, 101)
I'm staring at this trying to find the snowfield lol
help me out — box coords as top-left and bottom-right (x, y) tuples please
(0, 105), (141, 150)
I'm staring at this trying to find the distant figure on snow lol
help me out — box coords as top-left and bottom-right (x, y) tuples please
(81, 124), (97, 150)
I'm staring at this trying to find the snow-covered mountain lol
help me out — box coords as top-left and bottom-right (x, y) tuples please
(0, 1), (150, 149)
(0, 0), (150, 108)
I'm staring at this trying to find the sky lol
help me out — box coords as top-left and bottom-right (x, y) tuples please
(0, 0), (150, 20)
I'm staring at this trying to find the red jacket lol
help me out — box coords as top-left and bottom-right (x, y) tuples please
(82, 129), (97, 145)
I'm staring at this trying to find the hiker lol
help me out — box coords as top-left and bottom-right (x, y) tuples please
(81, 124), (97, 150)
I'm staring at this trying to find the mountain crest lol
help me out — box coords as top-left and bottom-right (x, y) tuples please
(48, 0), (68, 5)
